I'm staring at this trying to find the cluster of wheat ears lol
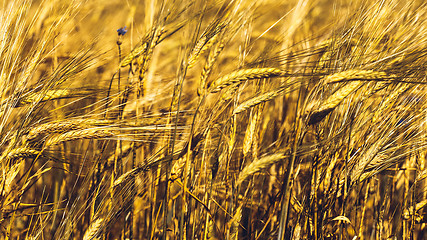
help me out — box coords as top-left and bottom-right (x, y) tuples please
(0, 0), (426, 239)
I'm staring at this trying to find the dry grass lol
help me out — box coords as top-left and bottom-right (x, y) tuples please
(0, 0), (427, 239)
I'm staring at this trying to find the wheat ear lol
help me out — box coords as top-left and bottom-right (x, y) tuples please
(4, 148), (41, 161)
(308, 70), (393, 125)
(83, 218), (104, 240)
(209, 68), (285, 93)
(26, 121), (88, 142)
(188, 21), (225, 68)
(237, 150), (289, 186)
(45, 129), (114, 146)
(198, 42), (225, 96)
(233, 82), (295, 115)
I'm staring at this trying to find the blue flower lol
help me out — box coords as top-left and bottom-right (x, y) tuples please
(117, 26), (127, 36)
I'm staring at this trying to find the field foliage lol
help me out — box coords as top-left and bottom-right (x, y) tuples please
(0, 0), (426, 239)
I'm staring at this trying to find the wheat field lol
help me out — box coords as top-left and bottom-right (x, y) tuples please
(0, 0), (426, 239)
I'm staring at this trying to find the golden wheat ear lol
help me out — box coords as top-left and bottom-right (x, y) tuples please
(307, 70), (393, 125)
(208, 68), (285, 93)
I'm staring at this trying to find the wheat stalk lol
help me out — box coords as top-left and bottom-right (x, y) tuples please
(237, 150), (289, 186)
(307, 70), (393, 125)
(120, 20), (186, 67)
(324, 70), (393, 84)
(233, 82), (295, 115)
(209, 68), (285, 93)
(242, 110), (258, 158)
(83, 218), (104, 240)
(16, 89), (77, 106)
(120, 26), (165, 68)
(199, 41), (225, 96)
(229, 206), (242, 240)
(403, 199), (427, 221)
(44, 129), (114, 146)
(372, 84), (410, 122)
(26, 120), (88, 142)
(188, 21), (226, 68)
(4, 148), (41, 161)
